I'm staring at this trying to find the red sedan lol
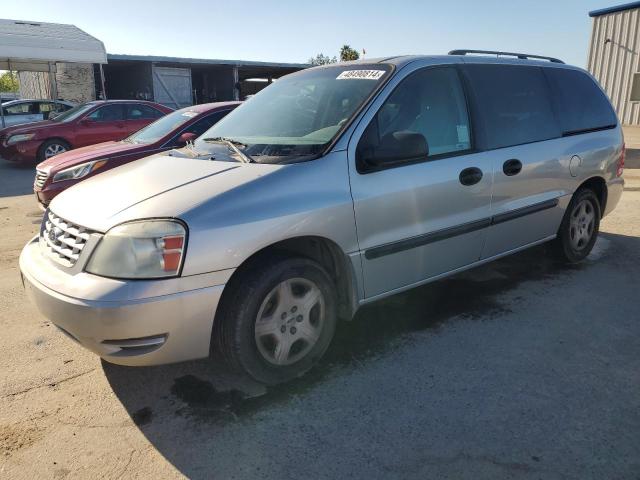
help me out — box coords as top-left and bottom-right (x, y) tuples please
(34, 102), (240, 207)
(0, 100), (173, 164)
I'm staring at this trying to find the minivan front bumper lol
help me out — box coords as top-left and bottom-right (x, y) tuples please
(19, 237), (231, 366)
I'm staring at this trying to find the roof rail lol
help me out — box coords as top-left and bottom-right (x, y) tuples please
(448, 49), (564, 64)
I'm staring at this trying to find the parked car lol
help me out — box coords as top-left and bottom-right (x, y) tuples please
(33, 102), (240, 208)
(20, 52), (624, 385)
(0, 99), (75, 128)
(0, 100), (173, 163)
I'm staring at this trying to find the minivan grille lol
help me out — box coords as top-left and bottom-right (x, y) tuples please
(40, 210), (91, 267)
(34, 169), (48, 189)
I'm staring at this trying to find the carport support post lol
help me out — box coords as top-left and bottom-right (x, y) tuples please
(233, 66), (239, 101)
(99, 63), (107, 100)
(48, 62), (58, 101)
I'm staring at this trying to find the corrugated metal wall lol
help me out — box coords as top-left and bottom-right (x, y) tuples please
(588, 8), (640, 125)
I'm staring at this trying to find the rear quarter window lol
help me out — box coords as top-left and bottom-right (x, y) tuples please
(464, 64), (560, 150)
(543, 68), (617, 135)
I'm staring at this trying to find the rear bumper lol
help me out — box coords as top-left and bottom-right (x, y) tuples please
(604, 177), (624, 217)
(20, 237), (231, 366)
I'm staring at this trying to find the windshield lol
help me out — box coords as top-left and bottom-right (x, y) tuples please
(52, 103), (96, 123)
(196, 64), (391, 163)
(127, 109), (199, 144)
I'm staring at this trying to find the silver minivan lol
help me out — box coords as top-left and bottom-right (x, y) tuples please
(20, 51), (625, 384)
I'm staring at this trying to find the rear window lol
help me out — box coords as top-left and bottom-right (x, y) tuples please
(465, 64), (560, 150)
(544, 68), (617, 135)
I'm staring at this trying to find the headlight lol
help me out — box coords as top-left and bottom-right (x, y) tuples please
(52, 160), (107, 182)
(86, 220), (187, 279)
(7, 133), (35, 145)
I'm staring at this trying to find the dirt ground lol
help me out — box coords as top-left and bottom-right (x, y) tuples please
(1, 160), (639, 479)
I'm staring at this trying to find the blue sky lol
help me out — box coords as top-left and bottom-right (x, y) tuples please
(1, 0), (616, 67)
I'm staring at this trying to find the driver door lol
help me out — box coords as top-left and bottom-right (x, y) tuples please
(348, 65), (494, 298)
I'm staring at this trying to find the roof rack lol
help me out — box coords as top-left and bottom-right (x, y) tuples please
(448, 49), (564, 64)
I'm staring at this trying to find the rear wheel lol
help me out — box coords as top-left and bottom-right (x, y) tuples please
(38, 139), (70, 162)
(215, 256), (337, 385)
(552, 188), (601, 263)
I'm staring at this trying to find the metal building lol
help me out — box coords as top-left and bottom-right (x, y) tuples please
(588, 2), (640, 125)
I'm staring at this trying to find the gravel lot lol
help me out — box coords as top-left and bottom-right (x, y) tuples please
(1, 159), (639, 479)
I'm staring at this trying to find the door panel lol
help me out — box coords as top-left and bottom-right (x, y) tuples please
(460, 63), (569, 257)
(75, 105), (126, 146)
(481, 141), (570, 258)
(153, 67), (192, 109)
(348, 64), (493, 298)
(352, 153), (493, 297)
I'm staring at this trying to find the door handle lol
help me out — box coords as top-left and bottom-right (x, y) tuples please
(459, 167), (483, 186)
(503, 159), (523, 176)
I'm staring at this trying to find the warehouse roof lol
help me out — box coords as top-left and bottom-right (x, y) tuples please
(107, 53), (308, 69)
(0, 18), (107, 70)
(589, 1), (640, 17)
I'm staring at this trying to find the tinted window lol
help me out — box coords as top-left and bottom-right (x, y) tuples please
(126, 104), (163, 120)
(544, 68), (617, 135)
(87, 104), (124, 122)
(360, 67), (471, 162)
(465, 65), (560, 149)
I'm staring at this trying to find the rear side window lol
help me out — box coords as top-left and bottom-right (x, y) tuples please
(544, 68), (617, 135)
(465, 65), (560, 149)
(126, 104), (164, 120)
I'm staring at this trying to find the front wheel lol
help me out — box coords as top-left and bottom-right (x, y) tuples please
(38, 139), (70, 162)
(552, 188), (601, 263)
(215, 256), (337, 385)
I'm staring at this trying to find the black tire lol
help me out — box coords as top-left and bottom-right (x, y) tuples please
(552, 188), (601, 263)
(215, 256), (337, 385)
(37, 139), (71, 162)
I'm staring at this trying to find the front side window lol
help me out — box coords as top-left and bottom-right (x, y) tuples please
(196, 64), (391, 163)
(4, 102), (33, 115)
(86, 105), (124, 122)
(372, 67), (471, 157)
(464, 64), (560, 149)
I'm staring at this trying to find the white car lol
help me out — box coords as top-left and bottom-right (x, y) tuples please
(0, 99), (75, 128)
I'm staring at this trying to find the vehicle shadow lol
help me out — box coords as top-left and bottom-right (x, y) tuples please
(101, 233), (631, 479)
(0, 159), (36, 197)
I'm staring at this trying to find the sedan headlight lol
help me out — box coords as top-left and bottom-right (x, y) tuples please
(52, 160), (108, 183)
(7, 133), (35, 145)
(86, 220), (187, 279)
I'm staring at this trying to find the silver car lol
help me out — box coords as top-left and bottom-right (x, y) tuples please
(1, 99), (75, 127)
(20, 52), (625, 384)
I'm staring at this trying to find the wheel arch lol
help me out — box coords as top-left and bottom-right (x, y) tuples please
(577, 176), (607, 217)
(218, 236), (360, 323)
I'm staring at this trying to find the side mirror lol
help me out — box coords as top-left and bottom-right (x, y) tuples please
(358, 130), (428, 170)
(177, 132), (197, 146)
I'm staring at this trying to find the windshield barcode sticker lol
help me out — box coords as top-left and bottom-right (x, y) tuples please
(336, 70), (386, 80)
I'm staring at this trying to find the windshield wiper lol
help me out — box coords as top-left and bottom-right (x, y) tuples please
(202, 137), (254, 163)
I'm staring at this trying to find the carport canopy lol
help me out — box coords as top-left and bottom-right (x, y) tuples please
(0, 18), (108, 126)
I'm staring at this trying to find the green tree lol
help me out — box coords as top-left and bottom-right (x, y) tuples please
(308, 53), (337, 66)
(0, 71), (18, 92)
(339, 45), (360, 62)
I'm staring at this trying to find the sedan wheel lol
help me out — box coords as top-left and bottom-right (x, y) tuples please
(44, 143), (67, 159)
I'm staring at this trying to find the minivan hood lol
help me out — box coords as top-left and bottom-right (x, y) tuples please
(49, 153), (282, 232)
(37, 140), (143, 170)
